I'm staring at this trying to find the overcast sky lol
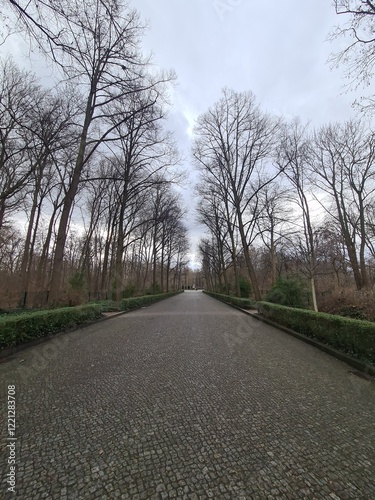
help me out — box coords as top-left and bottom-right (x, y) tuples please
(130, 0), (360, 267)
(3, 0), (363, 269)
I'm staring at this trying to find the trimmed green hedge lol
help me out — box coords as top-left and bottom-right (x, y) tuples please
(121, 291), (182, 310)
(91, 300), (122, 312)
(0, 291), (183, 349)
(203, 291), (257, 309)
(0, 304), (103, 349)
(257, 301), (375, 364)
(93, 291), (183, 312)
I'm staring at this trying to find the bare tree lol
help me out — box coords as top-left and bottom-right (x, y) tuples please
(255, 183), (295, 287)
(193, 88), (281, 301)
(100, 90), (180, 300)
(365, 204), (375, 256)
(0, 59), (41, 229)
(314, 221), (348, 287)
(329, 1), (375, 110)
(198, 237), (223, 292)
(196, 179), (238, 295)
(277, 119), (319, 311)
(158, 196), (187, 292)
(310, 119), (375, 289)
(17, 89), (78, 306)
(149, 182), (175, 294)
(166, 220), (189, 292)
(0, 226), (23, 305)
(5, 0), (175, 303)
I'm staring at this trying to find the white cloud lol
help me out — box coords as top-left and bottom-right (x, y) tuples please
(3, 0), (369, 268)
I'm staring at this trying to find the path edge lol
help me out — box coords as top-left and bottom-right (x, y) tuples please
(1, 306), (148, 362)
(206, 295), (375, 378)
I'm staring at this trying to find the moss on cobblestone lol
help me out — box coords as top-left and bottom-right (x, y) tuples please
(258, 301), (375, 364)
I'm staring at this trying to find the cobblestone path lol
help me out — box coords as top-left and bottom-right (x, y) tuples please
(1, 291), (375, 499)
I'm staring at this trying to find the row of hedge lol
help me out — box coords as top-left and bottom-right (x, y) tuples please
(0, 291), (182, 349)
(203, 291), (257, 309)
(92, 291), (183, 313)
(257, 301), (375, 365)
(0, 304), (103, 349)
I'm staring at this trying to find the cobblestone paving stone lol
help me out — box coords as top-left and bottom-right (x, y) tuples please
(1, 291), (375, 499)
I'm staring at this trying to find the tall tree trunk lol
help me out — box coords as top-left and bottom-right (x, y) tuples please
(152, 223), (158, 293)
(305, 202), (319, 312)
(335, 195), (363, 290)
(160, 228), (165, 293)
(0, 200), (6, 231)
(358, 197), (369, 288)
(34, 206), (58, 301)
(48, 91), (94, 304)
(237, 214), (261, 301)
(228, 225), (240, 297)
(310, 276), (318, 313)
(113, 213), (125, 301)
(166, 252), (171, 292)
(100, 216), (117, 297)
(270, 227), (277, 287)
(18, 179), (40, 307)
(143, 257), (150, 295)
(217, 259), (223, 293)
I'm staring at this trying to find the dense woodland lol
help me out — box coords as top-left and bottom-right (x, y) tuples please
(0, 0), (375, 319)
(194, 1), (375, 320)
(0, 0), (189, 308)
(194, 89), (375, 318)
